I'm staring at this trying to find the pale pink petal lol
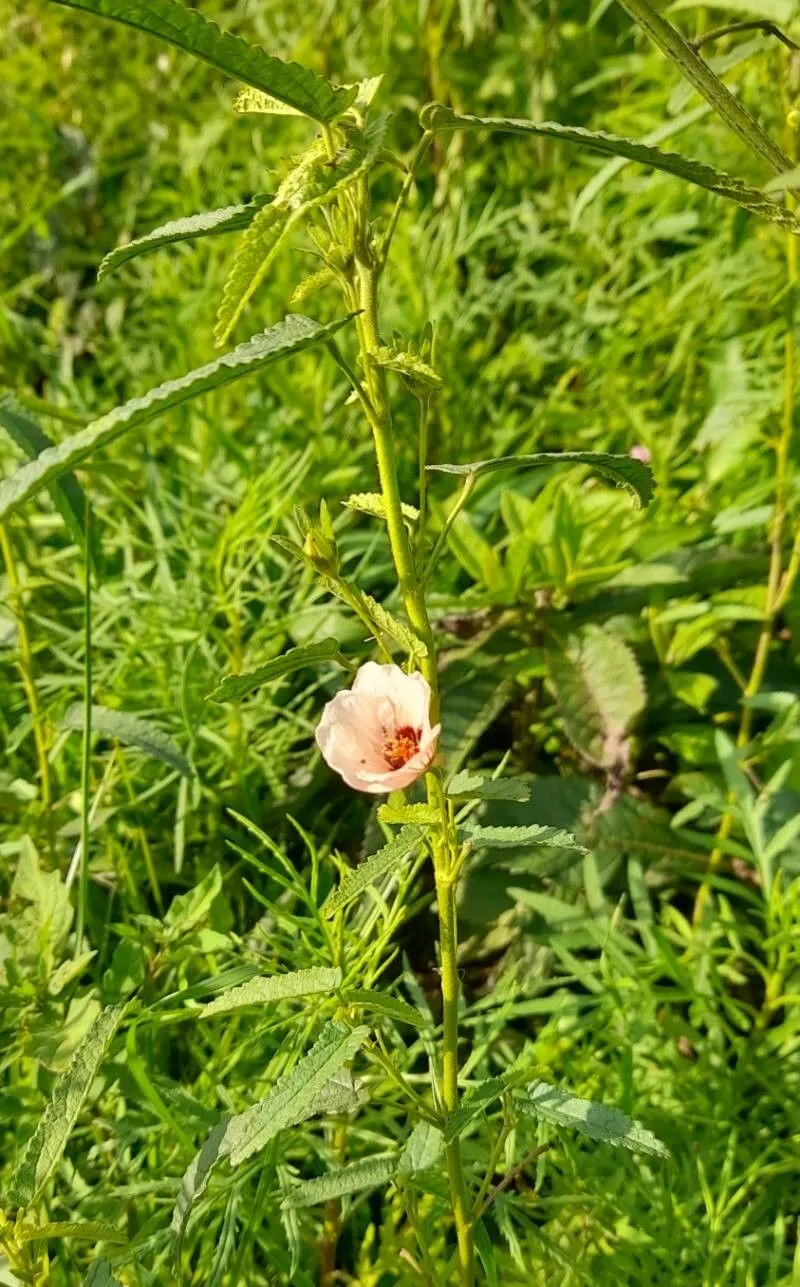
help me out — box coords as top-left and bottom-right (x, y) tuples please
(316, 664), (439, 794)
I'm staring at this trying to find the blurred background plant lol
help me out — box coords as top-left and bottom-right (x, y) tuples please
(2, 0), (800, 1283)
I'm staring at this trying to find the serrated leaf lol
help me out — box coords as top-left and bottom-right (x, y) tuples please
(427, 449), (653, 509)
(97, 197), (271, 281)
(289, 266), (336, 306)
(283, 1154), (396, 1208)
(461, 822), (580, 850)
(323, 827), (424, 917)
(359, 592), (427, 658)
(84, 1261), (122, 1287)
(0, 395), (94, 563)
(208, 637), (342, 703)
(199, 966), (342, 1018)
(447, 771), (530, 803)
(371, 346), (442, 390)
(377, 802), (438, 826)
(517, 1079), (670, 1158)
(420, 103), (800, 233)
(164, 865), (222, 937)
(340, 988), (424, 1028)
(307, 1068), (368, 1117)
(233, 87), (305, 116)
(397, 1121), (443, 1175)
(0, 315), (352, 522)
(17, 1221), (126, 1244)
(343, 492), (419, 523)
(172, 1024), (369, 1237)
(61, 703), (192, 777)
(216, 120), (386, 345)
(218, 1023), (369, 1167)
(7, 1003), (127, 1206)
(49, 0), (356, 122)
(544, 625), (646, 770)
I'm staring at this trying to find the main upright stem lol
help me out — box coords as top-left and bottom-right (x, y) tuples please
(354, 235), (475, 1281)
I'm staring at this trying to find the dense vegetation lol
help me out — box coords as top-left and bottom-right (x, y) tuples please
(2, 0), (800, 1283)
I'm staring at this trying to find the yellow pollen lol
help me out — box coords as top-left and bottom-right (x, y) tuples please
(384, 725), (421, 770)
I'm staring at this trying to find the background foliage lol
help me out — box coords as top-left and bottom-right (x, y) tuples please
(2, 0), (800, 1282)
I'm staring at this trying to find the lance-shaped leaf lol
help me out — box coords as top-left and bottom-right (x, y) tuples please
(0, 395), (95, 563)
(447, 770), (530, 803)
(97, 197), (271, 281)
(461, 822), (580, 850)
(0, 315), (352, 522)
(49, 0), (356, 122)
(215, 118), (387, 346)
(282, 1154), (396, 1208)
(420, 103), (800, 233)
(84, 1262), (122, 1287)
(397, 1121), (443, 1175)
(517, 1079), (670, 1158)
(428, 449), (653, 509)
(62, 703), (192, 778)
(323, 827), (424, 917)
(208, 637), (342, 703)
(172, 1024), (369, 1239)
(199, 966), (342, 1018)
(340, 988), (424, 1029)
(7, 1003), (127, 1207)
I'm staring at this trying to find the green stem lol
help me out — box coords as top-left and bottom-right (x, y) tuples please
(75, 494), (93, 957)
(617, 0), (791, 173)
(435, 865), (475, 1284)
(352, 206), (474, 1278)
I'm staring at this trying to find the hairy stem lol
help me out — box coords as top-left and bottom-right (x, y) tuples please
(351, 181), (474, 1279)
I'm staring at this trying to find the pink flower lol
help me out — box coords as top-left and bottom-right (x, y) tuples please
(629, 444), (651, 464)
(315, 662), (440, 794)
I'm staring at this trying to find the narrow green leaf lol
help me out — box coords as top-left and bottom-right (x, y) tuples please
(84, 1261), (122, 1287)
(61, 703), (192, 777)
(615, 0), (790, 175)
(48, 0), (356, 122)
(172, 1024), (369, 1238)
(17, 1221), (126, 1244)
(517, 1079), (670, 1158)
(397, 1122), (443, 1176)
(171, 1118), (229, 1244)
(7, 1003), (127, 1206)
(343, 492), (419, 523)
(215, 121), (385, 345)
(209, 637), (342, 703)
(427, 448), (654, 509)
(233, 87), (306, 116)
(358, 592), (428, 659)
(97, 197), (271, 281)
(371, 346), (442, 390)
(461, 823), (580, 850)
(446, 771), (530, 803)
(444, 1077), (507, 1142)
(0, 315), (352, 522)
(220, 1023), (370, 1167)
(282, 1154), (396, 1208)
(376, 802), (438, 826)
(340, 988), (424, 1028)
(199, 966), (342, 1018)
(0, 395), (95, 563)
(164, 865), (223, 937)
(420, 103), (800, 232)
(323, 827), (424, 917)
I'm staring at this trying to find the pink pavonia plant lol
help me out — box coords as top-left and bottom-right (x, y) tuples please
(315, 662), (440, 793)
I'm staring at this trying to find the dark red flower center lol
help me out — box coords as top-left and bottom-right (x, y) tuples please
(383, 725), (421, 770)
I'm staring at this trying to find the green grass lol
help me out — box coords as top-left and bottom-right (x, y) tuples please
(2, 0), (800, 1283)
